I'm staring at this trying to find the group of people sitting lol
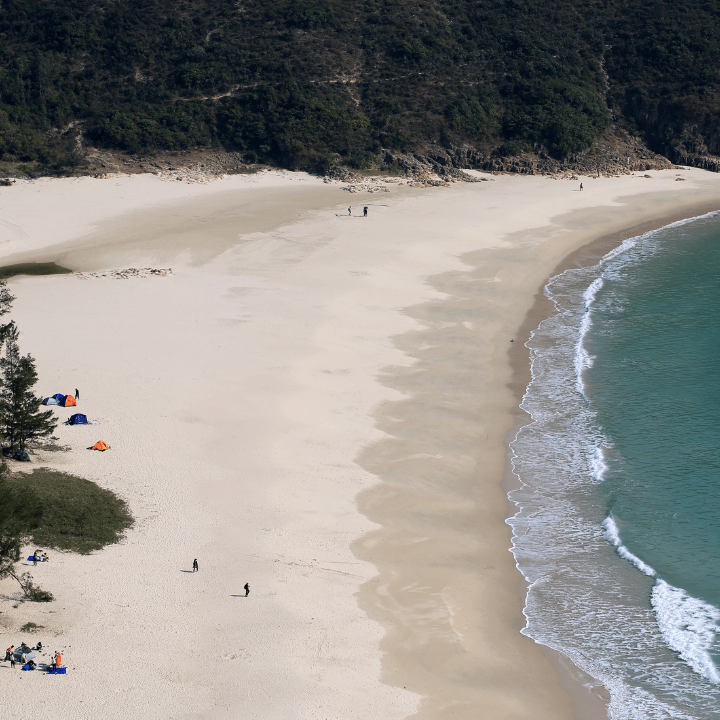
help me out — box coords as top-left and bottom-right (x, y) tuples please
(32, 550), (49, 564)
(5, 641), (63, 671)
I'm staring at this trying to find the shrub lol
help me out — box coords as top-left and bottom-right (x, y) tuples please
(9, 469), (133, 554)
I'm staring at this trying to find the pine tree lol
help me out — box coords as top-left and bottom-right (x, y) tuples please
(0, 281), (14, 343)
(0, 331), (57, 453)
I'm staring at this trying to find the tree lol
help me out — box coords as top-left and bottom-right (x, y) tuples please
(0, 465), (51, 600)
(0, 329), (57, 453)
(0, 467), (36, 579)
(0, 280), (55, 601)
(0, 281), (15, 345)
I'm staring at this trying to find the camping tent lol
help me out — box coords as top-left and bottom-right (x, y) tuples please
(91, 441), (108, 451)
(68, 413), (88, 425)
(42, 397), (59, 405)
(13, 449), (30, 462)
(52, 393), (66, 402)
(61, 395), (76, 407)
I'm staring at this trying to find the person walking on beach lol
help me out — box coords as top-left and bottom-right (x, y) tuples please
(363, 206), (368, 217)
(75, 388), (79, 400)
(348, 206), (352, 216)
(192, 559), (198, 572)
(580, 183), (583, 191)
(244, 582), (250, 597)
(5, 645), (13, 662)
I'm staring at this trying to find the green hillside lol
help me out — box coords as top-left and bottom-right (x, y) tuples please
(1, 0), (720, 171)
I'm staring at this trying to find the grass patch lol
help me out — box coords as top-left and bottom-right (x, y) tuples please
(9, 468), (133, 554)
(0, 263), (72, 280)
(30, 439), (71, 453)
(20, 622), (43, 632)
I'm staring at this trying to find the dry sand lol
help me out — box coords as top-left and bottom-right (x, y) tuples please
(1, 167), (719, 719)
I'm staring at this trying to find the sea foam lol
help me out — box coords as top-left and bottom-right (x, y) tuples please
(510, 212), (720, 719)
(652, 580), (720, 684)
(602, 515), (656, 577)
(603, 513), (720, 685)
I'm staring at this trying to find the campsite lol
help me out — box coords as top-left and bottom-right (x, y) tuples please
(41, 393), (76, 407)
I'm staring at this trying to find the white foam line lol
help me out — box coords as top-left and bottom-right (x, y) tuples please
(589, 444), (609, 483)
(653, 580), (720, 684)
(602, 515), (656, 577)
(574, 277), (602, 394)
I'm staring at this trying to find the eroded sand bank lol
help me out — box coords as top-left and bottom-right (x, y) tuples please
(1, 168), (718, 719)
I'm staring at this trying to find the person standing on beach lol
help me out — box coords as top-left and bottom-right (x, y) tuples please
(10, 653), (15, 668)
(363, 206), (368, 216)
(192, 559), (198, 572)
(348, 206), (352, 216)
(580, 183), (583, 191)
(5, 645), (13, 662)
(75, 388), (79, 400)
(244, 582), (250, 597)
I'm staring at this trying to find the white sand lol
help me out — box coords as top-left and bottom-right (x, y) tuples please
(1, 168), (719, 718)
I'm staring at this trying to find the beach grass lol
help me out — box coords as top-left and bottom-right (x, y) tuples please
(0, 262), (72, 280)
(20, 622), (44, 632)
(10, 468), (133, 554)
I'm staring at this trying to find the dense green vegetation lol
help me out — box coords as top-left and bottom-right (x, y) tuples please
(10, 468), (133, 554)
(0, 329), (58, 453)
(1, 0), (719, 169)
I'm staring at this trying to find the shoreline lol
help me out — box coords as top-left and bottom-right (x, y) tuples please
(508, 197), (720, 399)
(504, 196), (720, 717)
(1, 169), (720, 718)
(352, 175), (720, 719)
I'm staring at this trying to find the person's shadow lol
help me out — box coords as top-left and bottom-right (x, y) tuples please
(230, 594), (248, 597)
(179, 570), (194, 573)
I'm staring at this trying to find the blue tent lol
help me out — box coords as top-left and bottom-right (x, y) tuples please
(42, 397), (59, 406)
(13, 449), (30, 462)
(52, 393), (66, 401)
(69, 413), (88, 425)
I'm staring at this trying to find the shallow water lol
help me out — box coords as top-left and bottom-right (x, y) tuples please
(509, 212), (720, 719)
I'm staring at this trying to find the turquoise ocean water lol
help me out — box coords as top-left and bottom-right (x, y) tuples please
(509, 212), (720, 719)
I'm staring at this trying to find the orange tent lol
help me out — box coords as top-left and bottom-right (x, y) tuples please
(91, 441), (108, 451)
(62, 395), (76, 407)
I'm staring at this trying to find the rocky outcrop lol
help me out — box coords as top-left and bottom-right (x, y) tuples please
(84, 150), (256, 182)
(76, 268), (174, 279)
(380, 127), (673, 179)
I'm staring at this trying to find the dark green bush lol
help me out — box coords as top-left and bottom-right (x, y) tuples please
(10, 469), (133, 554)
(498, 140), (530, 157)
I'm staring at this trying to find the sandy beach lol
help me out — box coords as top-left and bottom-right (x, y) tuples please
(1, 166), (719, 719)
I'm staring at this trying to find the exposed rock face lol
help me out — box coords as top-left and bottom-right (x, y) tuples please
(381, 127), (674, 179)
(84, 150), (256, 182)
(664, 129), (720, 172)
(324, 166), (364, 183)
